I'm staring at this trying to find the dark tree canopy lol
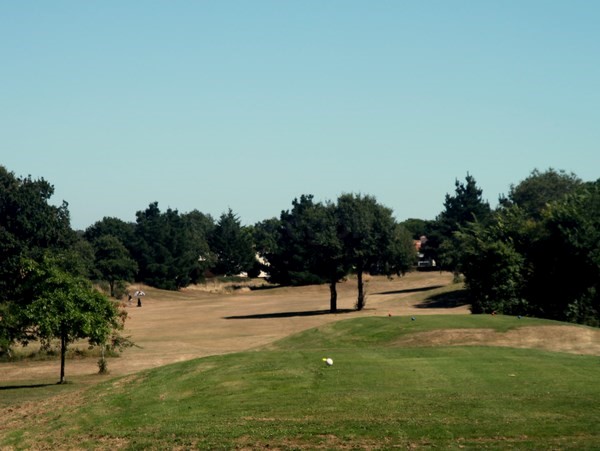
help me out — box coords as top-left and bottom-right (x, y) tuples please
(84, 217), (136, 251)
(0, 166), (75, 351)
(209, 209), (255, 276)
(336, 193), (408, 310)
(500, 168), (582, 220)
(458, 177), (600, 326)
(132, 202), (203, 290)
(266, 195), (330, 287)
(430, 174), (491, 271)
(92, 235), (138, 297)
(263, 195), (348, 311)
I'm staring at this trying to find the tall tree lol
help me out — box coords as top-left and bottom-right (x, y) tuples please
(529, 180), (600, 325)
(132, 202), (202, 290)
(209, 209), (255, 276)
(500, 168), (582, 220)
(432, 174), (491, 271)
(84, 217), (136, 253)
(336, 194), (401, 310)
(0, 166), (75, 353)
(181, 210), (215, 282)
(265, 196), (347, 312)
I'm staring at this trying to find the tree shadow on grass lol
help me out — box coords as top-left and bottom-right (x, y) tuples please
(415, 289), (470, 309)
(0, 383), (57, 390)
(225, 308), (355, 319)
(375, 285), (445, 295)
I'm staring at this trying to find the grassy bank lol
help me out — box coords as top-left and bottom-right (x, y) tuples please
(1, 315), (599, 449)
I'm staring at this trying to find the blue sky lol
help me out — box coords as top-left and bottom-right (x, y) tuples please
(2, 1), (599, 230)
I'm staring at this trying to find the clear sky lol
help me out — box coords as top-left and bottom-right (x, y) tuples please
(2, 1), (599, 230)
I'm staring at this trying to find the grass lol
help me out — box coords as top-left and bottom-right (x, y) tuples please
(1, 315), (599, 449)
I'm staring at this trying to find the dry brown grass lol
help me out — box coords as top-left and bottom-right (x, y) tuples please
(1, 271), (597, 384)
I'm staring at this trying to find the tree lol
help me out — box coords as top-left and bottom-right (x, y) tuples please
(457, 219), (527, 314)
(60, 234), (97, 280)
(265, 196), (348, 312)
(209, 209), (255, 276)
(306, 201), (348, 312)
(84, 217), (136, 254)
(399, 218), (430, 240)
(336, 194), (403, 310)
(456, 173), (599, 326)
(181, 210), (215, 282)
(252, 217), (282, 278)
(92, 235), (138, 297)
(376, 223), (418, 276)
(132, 203), (203, 290)
(432, 174), (491, 272)
(530, 180), (600, 325)
(23, 258), (125, 383)
(0, 166), (75, 353)
(500, 168), (582, 220)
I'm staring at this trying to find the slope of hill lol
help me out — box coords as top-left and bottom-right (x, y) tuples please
(1, 314), (599, 449)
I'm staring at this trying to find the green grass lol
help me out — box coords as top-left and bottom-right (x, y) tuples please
(269, 313), (561, 350)
(2, 315), (599, 450)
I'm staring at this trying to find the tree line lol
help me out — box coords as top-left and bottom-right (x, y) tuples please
(1, 164), (598, 377)
(414, 169), (599, 327)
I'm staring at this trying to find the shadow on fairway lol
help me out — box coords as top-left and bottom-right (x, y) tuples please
(416, 289), (469, 309)
(225, 308), (355, 319)
(0, 383), (57, 390)
(248, 285), (281, 291)
(375, 285), (444, 295)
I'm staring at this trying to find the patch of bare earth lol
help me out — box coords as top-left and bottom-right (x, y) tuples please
(394, 325), (600, 355)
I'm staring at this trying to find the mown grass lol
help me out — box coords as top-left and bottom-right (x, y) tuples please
(1, 315), (599, 450)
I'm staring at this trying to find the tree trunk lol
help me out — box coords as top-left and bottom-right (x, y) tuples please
(357, 269), (365, 310)
(109, 280), (115, 298)
(329, 281), (337, 313)
(59, 334), (67, 384)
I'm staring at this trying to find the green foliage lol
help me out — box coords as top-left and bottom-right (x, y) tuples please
(209, 209), (255, 276)
(398, 217), (430, 239)
(91, 235), (138, 297)
(268, 196), (346, 282)
(267, 196), (349, 311)
(337, 193), (407, 309)
(264, 194), (414, 311)
(84, 216), (136, 247)
(22, 258), (125, 383)
(132, 202), (205, 290)
(458, 222), (527, 314)
(0, 166), (76, 350)
(431, 174), (492, 272)
(500, 168), (582, 220)
(458, 175), (600, 326)
(533, 180), (600, 325)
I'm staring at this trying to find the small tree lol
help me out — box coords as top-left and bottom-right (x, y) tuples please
(24, 259), (125, 384)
